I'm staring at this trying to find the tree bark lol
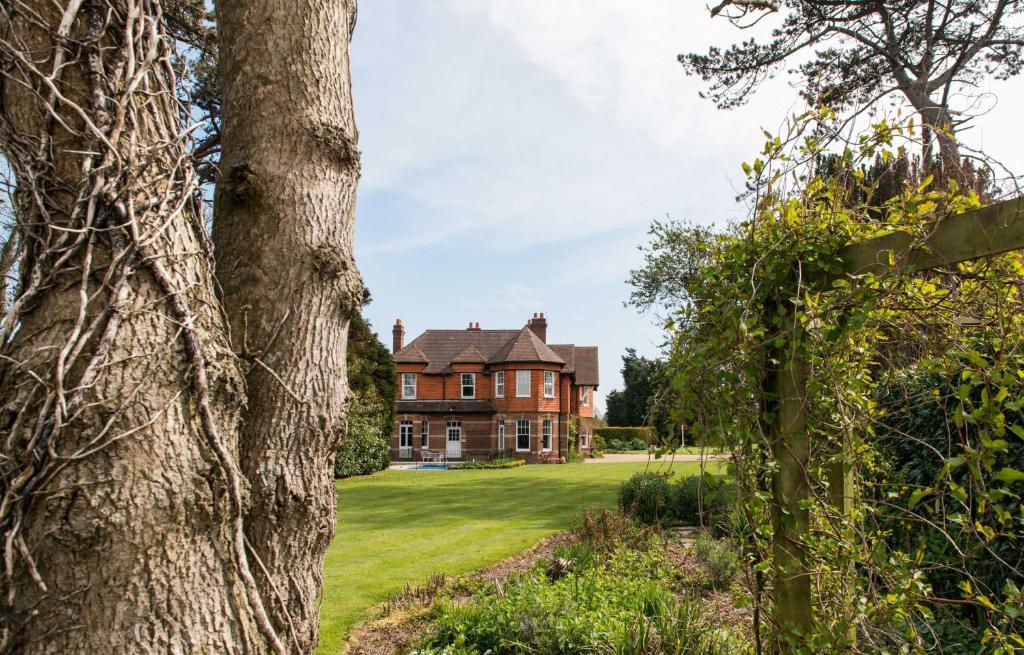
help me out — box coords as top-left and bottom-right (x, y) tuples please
(0, 2), (278, 652)
(214, 0), (362, 649)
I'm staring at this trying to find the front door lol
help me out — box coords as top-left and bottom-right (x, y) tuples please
(446, 421), (462, 459)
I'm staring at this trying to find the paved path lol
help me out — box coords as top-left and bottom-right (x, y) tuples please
(584, 453), (728, 464)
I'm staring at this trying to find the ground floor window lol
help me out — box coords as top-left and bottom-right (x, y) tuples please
(516, 420), (530, 451)
(580, 430), (589, 448)
(542, 419), (552, 451)
(399, 421), (413, 448)
(421, 420), (429, 447)
(497, 421), (505, 450)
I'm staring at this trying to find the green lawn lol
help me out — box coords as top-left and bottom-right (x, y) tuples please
(318, 460), (709, 654)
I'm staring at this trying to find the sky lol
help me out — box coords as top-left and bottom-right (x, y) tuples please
(349, 1), (1024, 413)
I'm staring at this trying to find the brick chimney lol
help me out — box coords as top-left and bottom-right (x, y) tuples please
(392, 318), (405, 353)
(527, 312), (547, 342)
(467, 322), (481, 331)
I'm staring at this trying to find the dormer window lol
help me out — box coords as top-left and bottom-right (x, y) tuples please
(461, 373), (476, 399)
(580, 386), (589, 407)
(402, 373), (417, 399)
(495, 371), (505, 397)
(544, 371), (555, 398)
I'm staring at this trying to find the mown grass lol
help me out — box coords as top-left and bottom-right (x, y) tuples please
(317, 460), (712, 654)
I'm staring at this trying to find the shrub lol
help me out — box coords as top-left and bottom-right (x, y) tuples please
(693, 534), (739, 591)
(629, 436), (649, 450)
(571, 508), (656, 553)
(592, 433), (607, 453)
(672, 475), (736, 530)
(618, 472), (675, 524)
(334, 397), (390, 478)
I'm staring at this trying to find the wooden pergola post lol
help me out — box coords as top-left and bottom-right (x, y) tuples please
(765, 197), (1024, 651)
(769, 296), (813, 646)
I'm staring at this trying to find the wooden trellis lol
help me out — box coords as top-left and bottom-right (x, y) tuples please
(769, 197), (1024, 649)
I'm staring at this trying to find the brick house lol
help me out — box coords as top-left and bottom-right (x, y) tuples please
(390, 313), (599, 463)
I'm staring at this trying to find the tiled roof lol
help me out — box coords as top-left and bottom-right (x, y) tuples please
(574, 346), (600, 386)
(549, 344), (576, 373)
(396, 400), (497, 414)
(487, 327), (564, 365)
(394, 342), (429, 363)
(395, 330), (519, 374)
(451, 344), (487, 363)
(394, 324), (598, 385)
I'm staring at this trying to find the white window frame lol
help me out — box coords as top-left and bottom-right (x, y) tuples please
(544, 371), (555, 398)
(399, 421), (414, 448)
(516, 370), (531, 398)
(580, 430), (589, 448)
(542, 419), (553, 451)
(497, 421), (505, 450)
(580, 386), (590, 407)
(494, 371), (505, 398)
(461, 373), (476, 399)
(401, 373), (417, 399)
(516, 420), (531, 452)
(421, 420), (429, 448)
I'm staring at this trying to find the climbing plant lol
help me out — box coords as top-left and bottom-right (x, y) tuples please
(660, 108), (1024, 653)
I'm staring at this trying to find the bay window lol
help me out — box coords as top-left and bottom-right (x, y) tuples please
(516, 370), (531, 397)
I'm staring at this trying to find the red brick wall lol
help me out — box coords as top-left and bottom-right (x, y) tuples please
(392, 411), (566, 463)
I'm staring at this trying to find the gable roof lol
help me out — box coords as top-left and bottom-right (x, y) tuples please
(487, 327), (564, 365)
(451, 344), (487, 363)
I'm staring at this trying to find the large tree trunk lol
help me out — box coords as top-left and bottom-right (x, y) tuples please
(214, 0), (362, 649)
(0, 2), (279, 652)
(909, 94), (963, 184)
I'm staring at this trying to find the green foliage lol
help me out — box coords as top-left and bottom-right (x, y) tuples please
(693, 534), (740, 592)
(874, 370), (1024, 645)
(644, 109), (1024, 650)
(595, 426), (654, 444)
(605, 349), (679, 440)
(334, 397), (390, 478)
(421, 525), (748, 655)
(453, 459), (525, 470)
(335, 310), (397, 478)
(619, 472), (734, 529)
(673, 475), (733, 531)
(618, 472), (675, 525)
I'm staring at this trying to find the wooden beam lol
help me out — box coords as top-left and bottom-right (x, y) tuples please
(770, 319), (813, 648)
(832, 197), (1024, 279)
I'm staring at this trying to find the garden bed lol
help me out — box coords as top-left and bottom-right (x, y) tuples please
(342, 511), (750, 655)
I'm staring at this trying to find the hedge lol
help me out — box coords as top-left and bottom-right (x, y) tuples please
(453, 458), (526, 470)
(593, 426), (654, 444)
